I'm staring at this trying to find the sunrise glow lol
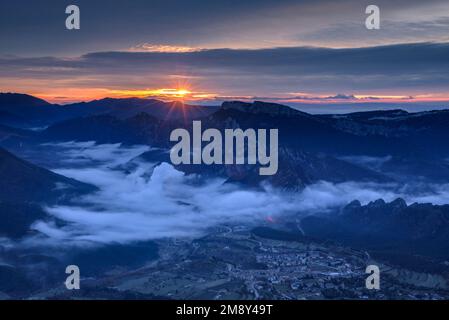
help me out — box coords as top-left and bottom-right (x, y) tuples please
(110, 88), (192, 98)
(129, 43), (201, 53)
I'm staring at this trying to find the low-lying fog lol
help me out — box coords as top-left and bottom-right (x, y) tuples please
(9, 141), (449, 249)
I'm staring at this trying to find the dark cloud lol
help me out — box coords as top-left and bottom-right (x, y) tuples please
(1, 42), (449, 94)
(1, 0), (448, 55)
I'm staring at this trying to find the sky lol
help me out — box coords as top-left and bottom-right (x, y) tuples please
(1, 0), (449, 108)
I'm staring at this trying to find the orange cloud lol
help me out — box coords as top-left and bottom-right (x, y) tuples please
(129, 43), (201, 53)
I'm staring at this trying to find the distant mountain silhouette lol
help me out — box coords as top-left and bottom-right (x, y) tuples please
(64, 98), (219, 120)
(0, 93), (218, 128)
(0, 93), (61, 127)
(221, 100), (311, 117)
(0, 93), (50, 108)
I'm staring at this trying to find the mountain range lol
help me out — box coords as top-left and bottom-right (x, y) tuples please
(0, 93), (218, 128)
(1, 92), (449, 298)
(2, 92), (449, 189)
(2, 92), (449, 241)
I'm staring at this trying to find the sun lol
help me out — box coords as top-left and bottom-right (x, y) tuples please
(176, 89), (190, 96)
(164, 88), (191, 97)
(154, 88), (192, 99)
